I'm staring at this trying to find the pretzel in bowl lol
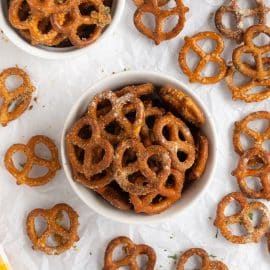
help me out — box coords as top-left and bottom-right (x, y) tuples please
(134, 0), (189, 45)
(130, 169), (184, 214)
(215, 0), (270, 43)
(153, 113), (195, 172)
(179, 31), (227, 84)
(232, 148), (270, 200)
(0, 67), (35, 127)
(51, 0), (111, 48)
(159, 85), (206, 127)
(114, 139), (171, 195)
(9, 0), (66, 46)
(233, 111), (270, 158)
(232, 24), (270, 81)
(176, 248), (228, 270)
(26, 203), (79, 255)
(4, 135), (61, 187)
(103, 236), (156, 270)
(214, 192), (270, 244)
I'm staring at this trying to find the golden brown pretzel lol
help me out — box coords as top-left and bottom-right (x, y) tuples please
(232, 24), (270, 81)
(26, 203), (79, 255)
(214, 192), (270, 244)
(0, 67), (35, 126)
(179, 31), (227, 84)
(134, 0), (189, 45)
(232, 148), (270, 200)
(5, 135), (61, 187)
(215, 0), (270, 43)
(133, 0), (169, 6)
(176, 248), (228, 270)
(103, 236), (156, 270)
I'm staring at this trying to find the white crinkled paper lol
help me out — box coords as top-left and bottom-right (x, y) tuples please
(0, 0), (270, 269)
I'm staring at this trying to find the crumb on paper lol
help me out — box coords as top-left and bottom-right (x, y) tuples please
(168, 254), (178, 264)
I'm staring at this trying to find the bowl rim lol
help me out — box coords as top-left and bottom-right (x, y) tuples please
(61, 70), (218, 224)
(0, 0), (125, 60)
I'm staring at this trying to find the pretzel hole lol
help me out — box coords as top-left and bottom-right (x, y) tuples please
(247, 119), (269, 133)
(186, 49), (201, 70)
(18, 1), (31, 22)
(8, 98), (23, 113)
(5, 75), (23, 92)
(159, 0), (176, 9)
(92, 145), (105, 164)
(224, 200), (242, 216)
(242, 16), (261, 30)
(248, 209), (264, 228)
(262, 140), (270, 152)
(136, 254), (150, 269)
(11, 151), (28, 171)
(91, 169), (108, 181)
(125, 110), (137, 124)
(38, 18), (53, 35)
(77, 24), (97, 41)
(239, 133), (254, 151)
(228, 223), (249, 236)
(96, 99), (113, 117)
(79, 2), (97, 16)
(146, 115), (157, 129)
(28, 165), (49, 178)
(221, 12), (238, 31)
(183, 255), (203, 269)
(147, 154), (164, 174)
(152, 195), (166, 204)
(231, 69), (252, 86)
(200, 61), (221, 78)
(177, 151), (187, 162)
(46, 234), (66, 248)
(112, 243), (130, 261)
(55, 210), (71, 230)
(165, 174), (176, 188)
(163, 15), (179, 33)
(237, 0), (257, 9)
(78, 124), (92, 140)
(128, 172), (149, 186)
(246, 85), (270, 96)
(105, 121), (123, 135)
(34, 143), (52, 160)
(252, 33), (270, 47)
(246, 158), (264, 170)
(34, 215), (48, 237)
(123, 148), (138, 166)
(141, 13), (156, 33)
(74, 145), (85, 164)
(197, 39), (217, 54)
(240, 53), (256, 67)
(245, 176), (263, 192)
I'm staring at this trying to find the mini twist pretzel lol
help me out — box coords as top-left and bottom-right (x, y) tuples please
(232, 148), (270, 200)
(179, 31), (227, 84)
(51, 0), (111, 48)
(88, 91), (145, 145)
(214, 192), (270, 244)
(26, 203), (79, 255)
(103, 236), (156, 270)
(0, 67), (35, 126)
(153, 113), (195, 172)
(115, 83), (155, 99)
(134, 0), (189, 45)
(232, 24), (270, 81)
(233, 111), (270, 157)
(159, 85), (206, 126)
(65, 116), (114, 189)
(176, 248), (228, 270)
(4, 135), (61, 187)
(215, 0), (270, 43)
(114, 139), (171, 195)
(9, 0), (66, 46)
(130, 169), (184, 214)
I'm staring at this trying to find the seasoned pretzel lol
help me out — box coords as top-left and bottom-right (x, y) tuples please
(232, 148), (270, 200)
(26, 203), (79, 255)
(176, 248), (228, 270)
(130, 169), (184, 214)
(187, 132), (209, 181)
(9, 0), (66, 46)
(114, 139), (171, 195)
(65, 116), (114, 189)
(88, 91), (145, 145)
(179, 31), (227, 84)
(4, 135), (61, 187)
(159, 85), (206, 127)
(214, 192), (270, 244)
(215, 0), (270, 43)
(115, 83), (155, 99)
(104, 236), (156, 270)
(133, 0), (169, 7)
(232, 24), (270, 81)
(153, 113), (195, 172)
(233, 111), (270, 157)
(51, 0), (111, 48)
(0, 67), (35, 126)
(134, 0), (189, 45)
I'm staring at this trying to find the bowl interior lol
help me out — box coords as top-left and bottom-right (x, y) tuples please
(61, 71), (217, 224)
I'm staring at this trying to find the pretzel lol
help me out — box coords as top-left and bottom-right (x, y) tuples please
(65, 116), (114, 189)
(130, 169), (184, 214)
(187, 132), (209, 181)
(114, 139), (171, 195)
(134, 0), (189, 45)
(232, 25), (270, 81)
(51, 0), (111, 48)
(9, 0), (66, 46)
(214, 192), (270, 244)
(153, 113), (195, 172)
(0, 67), (35, 127)
(176, 248), (228, 270)
(115, 83), (155, 99)
(179, 31), (227, 84)
(4, 135), (61, 187)
(88, 91), (145, 145)
(232, 148), (270, 200)
(95, 181), (132, 211)
(133, 0), (169, 7)
(159, 85), (206, 127)
(103, 236), (156, 270)
(233, 111), (270, 158)
(215, 0), (269, 43)
(26, 203), (79, 255)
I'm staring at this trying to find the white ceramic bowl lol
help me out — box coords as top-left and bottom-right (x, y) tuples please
(0, 1), (125, 59)
(61, 71), (217, 224)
